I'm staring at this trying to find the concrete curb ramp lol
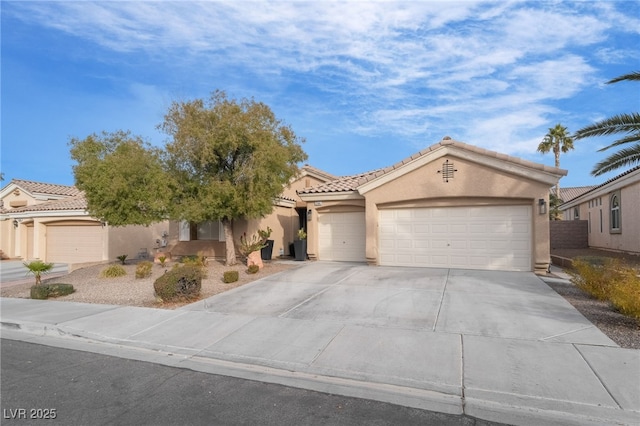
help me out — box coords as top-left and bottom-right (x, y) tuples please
(1, 263), (638, 426)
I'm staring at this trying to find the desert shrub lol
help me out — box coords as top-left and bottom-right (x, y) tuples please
(101, 264), (127, 278)
(608, 268), (640, 320)
(569, 257), (617, 300)
(46, 283), (75, 297)
(247, 264), (259, 274)
(223, 270), (239, 283)
(153, 265), (203, 302)
(117, 254), (128, 265)
(30, 285), (50, 300)
(181, 252), (207, 267)
(30, 283), (74, 299)
(135, 261), (153, 279)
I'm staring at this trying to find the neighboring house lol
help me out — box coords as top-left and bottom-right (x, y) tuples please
(559, 166), (640, 254)
(553, 186), (596, 203)
(0, 179), (168, 267)
(298, 138), (567, 274)
(164, 165), (337, 259)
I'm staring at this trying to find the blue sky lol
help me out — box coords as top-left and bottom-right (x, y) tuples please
(2, 1), (639, 189)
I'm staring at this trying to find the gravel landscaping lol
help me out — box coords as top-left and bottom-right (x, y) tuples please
(1, 259), (296, 309)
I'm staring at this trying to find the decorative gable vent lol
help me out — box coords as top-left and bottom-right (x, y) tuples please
(437, 159), (457, 183)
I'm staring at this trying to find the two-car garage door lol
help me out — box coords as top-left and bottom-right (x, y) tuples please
(379, 205), (531, 271)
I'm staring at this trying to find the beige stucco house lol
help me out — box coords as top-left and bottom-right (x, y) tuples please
(0, 179), (168, 268)
(560, 165), (639, 254)
(298, 138), (567, 274)
(164, 165), (337, 259)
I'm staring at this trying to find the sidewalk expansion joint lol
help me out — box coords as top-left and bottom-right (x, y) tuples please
(573, 344), (623, 410)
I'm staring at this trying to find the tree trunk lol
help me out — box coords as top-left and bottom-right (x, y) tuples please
(222, 218), (237, 266)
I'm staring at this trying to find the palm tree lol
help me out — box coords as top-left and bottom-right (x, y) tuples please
(573, 71), (640, 176)
(23, 260), (54, 286)
(537, 123), (574, 200)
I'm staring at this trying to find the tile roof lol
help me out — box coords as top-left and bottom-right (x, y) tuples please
(298, 168), (384, 194)
(555, 186), (596, 202)
(561, 165), (640, 204)
(300, 164), (338, 181)
(6, 193), (89, 213)
(299, 138), (565, 194)
(9, 179), (80, 197)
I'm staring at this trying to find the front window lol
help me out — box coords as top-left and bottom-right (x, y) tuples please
(179, 220), (225, 241)
(573, 207), (580, 220)
(610, 193), (621, 233)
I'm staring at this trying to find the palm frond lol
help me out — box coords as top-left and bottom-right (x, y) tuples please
(591, 143), (640, 176)
(574, 113), (640, 139)
(607, 71), (640, 84)
(596, 133), (640, 152)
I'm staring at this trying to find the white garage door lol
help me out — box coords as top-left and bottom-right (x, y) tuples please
(46, 224), (104, 263)
(318, 212), (366, 262)
(379, 205), (531, 271)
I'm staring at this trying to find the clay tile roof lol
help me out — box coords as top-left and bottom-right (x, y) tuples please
(300, 164), (338, 181)
(8, 193), (88, 213)
(298, 169), (385, 194)
(555, 186), (596, 202)
(561, 165), (640, 204)
(299, 137), (566, 195)
(11, 179), (80, 197)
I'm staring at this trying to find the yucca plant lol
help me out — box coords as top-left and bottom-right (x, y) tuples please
(23, 260), (55, 286)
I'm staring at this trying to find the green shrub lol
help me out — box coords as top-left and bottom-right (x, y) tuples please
(101, 264), (127, 278)
(608, 268), (640, 320)
(223, 270), (239, 283)
(153, 265), (203, 302)
(247, 264), (259, 274)
(117, 254), (128, 265)
(30, 285), (50, 300)
(135, 261), (153, 279)
(181, 252), (207, 268)
(30, 283), (75, 299)
(46, 283), (75, 297)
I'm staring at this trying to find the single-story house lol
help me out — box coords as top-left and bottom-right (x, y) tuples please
(298, 137), (567, 274)
(0, 179), (168, 267)
(559, 165), (640, 254)
(1, 166), (336, 266)
(165, 165), (337, 259)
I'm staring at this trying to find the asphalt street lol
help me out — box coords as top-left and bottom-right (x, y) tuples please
(0, 339), (503, 426)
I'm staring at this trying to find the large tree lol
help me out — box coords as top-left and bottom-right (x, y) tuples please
(573, 71), (640, 176)
(537, 123), (574, 202)
(69, 130), (169, 226)
(159, 90), (307, 265)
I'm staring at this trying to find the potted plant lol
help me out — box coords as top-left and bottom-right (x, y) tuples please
(293, 228), (307, 261)
(258, 226), (274, 260)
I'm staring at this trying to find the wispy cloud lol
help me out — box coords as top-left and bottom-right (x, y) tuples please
(5, 0), (638, 159)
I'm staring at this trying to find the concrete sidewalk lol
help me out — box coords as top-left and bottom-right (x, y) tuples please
(1, 264), (638, 426)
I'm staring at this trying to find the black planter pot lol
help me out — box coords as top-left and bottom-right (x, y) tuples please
(293, 240), (307, 261)
(261, 240), (274, 260)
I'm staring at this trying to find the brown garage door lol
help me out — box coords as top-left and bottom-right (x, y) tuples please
(46, 224), (104, 263)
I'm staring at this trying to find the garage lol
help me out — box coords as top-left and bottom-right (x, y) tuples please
(378, 205), (532, 271)
(46, 223), (104, 263)
(318, 212), (366, 262)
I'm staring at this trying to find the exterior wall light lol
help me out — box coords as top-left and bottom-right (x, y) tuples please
(538, 198), (547, 215)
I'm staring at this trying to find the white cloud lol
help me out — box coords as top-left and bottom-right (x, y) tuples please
(6, 0), (638, 159)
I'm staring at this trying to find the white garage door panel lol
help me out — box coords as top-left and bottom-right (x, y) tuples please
(318, 212), (366, 262)
(379, 206), (532, 271)
(47, 225), (104, 263)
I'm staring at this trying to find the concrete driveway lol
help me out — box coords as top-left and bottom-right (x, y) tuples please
(1, 262), (637, 425)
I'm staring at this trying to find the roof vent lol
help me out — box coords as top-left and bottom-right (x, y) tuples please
(442, 136), (452, 140)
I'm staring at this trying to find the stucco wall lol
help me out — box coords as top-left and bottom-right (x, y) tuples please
(362, 156), (552, 273)
(578, 182), (640, 254)
(235, 205), (300, 258)
(108, 221), (169, 260)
